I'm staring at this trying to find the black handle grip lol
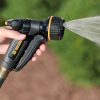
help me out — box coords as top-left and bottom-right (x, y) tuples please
(15, 35), (46, 71)
(1, 36), (32, 70)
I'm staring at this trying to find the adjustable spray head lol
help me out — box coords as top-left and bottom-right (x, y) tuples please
(0, 16), (65, 88)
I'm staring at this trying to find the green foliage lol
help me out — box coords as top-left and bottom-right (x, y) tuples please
(1, 0), (100, 86)
(0, 0), (6, 26)
(1, 0), (64, 19)
(0, 0), (6, 10)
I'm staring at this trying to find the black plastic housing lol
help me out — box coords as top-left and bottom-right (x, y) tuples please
(1, 16), (65, 71)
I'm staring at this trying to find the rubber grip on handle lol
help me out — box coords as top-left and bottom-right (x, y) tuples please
(15, 35), (46, 71)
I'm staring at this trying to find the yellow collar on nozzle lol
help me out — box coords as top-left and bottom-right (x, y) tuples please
(48, 16), (53, 40)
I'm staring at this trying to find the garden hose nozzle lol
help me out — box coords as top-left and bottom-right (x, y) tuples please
(0, 16), (65, 88)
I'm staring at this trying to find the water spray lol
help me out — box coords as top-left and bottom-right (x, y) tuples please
(64, 16), (100, 44)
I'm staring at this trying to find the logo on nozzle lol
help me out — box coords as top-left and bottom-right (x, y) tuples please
(10, 41), (23, 59)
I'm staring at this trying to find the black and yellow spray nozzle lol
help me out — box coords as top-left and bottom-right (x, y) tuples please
(0, 16), (65, 88)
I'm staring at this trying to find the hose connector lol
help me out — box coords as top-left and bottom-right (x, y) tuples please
(0, 66), (10, 88)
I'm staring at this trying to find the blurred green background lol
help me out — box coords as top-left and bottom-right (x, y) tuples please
(0, 0), (100, 86)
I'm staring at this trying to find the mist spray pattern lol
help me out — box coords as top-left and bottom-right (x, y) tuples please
(63, 16), (100, 44)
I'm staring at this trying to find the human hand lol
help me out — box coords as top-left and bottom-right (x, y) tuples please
(0, 26), (46, 61)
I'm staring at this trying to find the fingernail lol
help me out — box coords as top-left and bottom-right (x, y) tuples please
(41, 47), (45, 51)
(40, 45), (46, 51)
(19, 34), (26, 39)
(32, 57), (36, 61)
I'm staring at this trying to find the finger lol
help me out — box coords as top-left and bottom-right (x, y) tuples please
(31, 56), (37, 62)
(40, 44), (46, 51)
(0, 44), (9, 54)
(36, 49), (42, 56)
(0, 27), (26, 40)
(0, 37), (6, 43)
